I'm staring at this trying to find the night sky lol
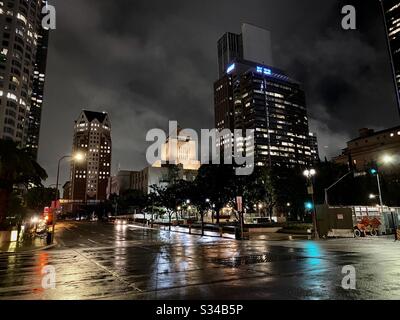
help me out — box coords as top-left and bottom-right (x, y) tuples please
(39, 0), (399, 185)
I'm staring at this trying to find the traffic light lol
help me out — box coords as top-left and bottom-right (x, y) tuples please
(369, 168), (378, 176)
(305, 202), (314, 210)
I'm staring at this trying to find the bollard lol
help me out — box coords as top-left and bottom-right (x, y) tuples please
(189, 226), (192, 234)
(219, 227), (223, 237)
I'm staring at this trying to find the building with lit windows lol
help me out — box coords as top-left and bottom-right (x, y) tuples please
(228, 61), (313, 167)
(309, 132), (320, 164)
(152, 127), (201, 171)
(25, 20), (48, 158)
(214, 24), (314, 168)
(70, 110), (112, 204)
(0, 0), (49, 157)
(382, 0), (400, 116)
(217, 23), (273, 78)
(128, 127), (200, 195)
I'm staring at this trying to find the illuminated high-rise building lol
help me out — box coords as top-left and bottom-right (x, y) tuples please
(0, 0), (49, 158)
(70, 110), (112, 203)
(214, 24), (314, 168)
(382, 0), (400, 116)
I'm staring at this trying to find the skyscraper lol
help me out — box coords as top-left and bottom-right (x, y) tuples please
(217, 23), (273, 78)
(308, 132), (320, 164)
(26, 22), (49, 159)
(381, 0), (400, 116)
(214, 24), (313, 168)
(0, 0), (49, 157)
(70, 110), (112, 204)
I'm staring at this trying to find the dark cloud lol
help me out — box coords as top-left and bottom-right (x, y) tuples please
(39, 0), (399, 185)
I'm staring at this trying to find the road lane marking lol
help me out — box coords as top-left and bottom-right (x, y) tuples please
(88, 239), (98, 244)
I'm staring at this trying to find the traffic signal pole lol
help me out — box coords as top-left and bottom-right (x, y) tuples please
(376, 172), (397, 240)
(324, 171), (353, 205)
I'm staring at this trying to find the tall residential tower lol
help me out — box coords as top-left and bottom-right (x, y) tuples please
(0, 0), (49, 158)
(70, 110), (112, 204)
(382, 0), (400, 116)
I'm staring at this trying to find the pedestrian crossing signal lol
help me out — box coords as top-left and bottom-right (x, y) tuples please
(305, 202), (313, 210)
(369, 168), (378, 176)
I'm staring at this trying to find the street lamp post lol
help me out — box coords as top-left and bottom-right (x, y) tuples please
(303, 169), (319, 240)
(372, 154), (397, 239)
(324, 171), (353, 205)
(51, 153), (84, 244)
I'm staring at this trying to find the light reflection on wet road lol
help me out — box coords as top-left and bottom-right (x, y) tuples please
(1, 222), (400, 300)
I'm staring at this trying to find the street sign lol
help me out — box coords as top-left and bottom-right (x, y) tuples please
(236, 196), (243, 212)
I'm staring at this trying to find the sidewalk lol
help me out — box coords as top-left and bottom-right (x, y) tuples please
(134, 223), (236, 239)
(130, 222), (310, 241)
(0, 236), (56, 254)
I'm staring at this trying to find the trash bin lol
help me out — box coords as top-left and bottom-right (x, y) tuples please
(235, 227), (241, 240)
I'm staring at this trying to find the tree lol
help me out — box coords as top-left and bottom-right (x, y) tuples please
(25, 187), (57, 211)
(117, 189), (148, 214)
(0, 140), (47, 229)
(190, 179), (211, 236)
(151, 185), (178, 231)
(195, 165), (236, 224)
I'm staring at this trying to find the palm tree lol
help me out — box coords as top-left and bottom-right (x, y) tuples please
(0, 139), (47, 229)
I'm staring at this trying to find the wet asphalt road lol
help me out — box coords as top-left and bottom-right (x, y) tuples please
(0, 221), (400, 300)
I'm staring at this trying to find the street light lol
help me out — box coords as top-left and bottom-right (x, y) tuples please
(369, 194), (377, 200)
(257, 203), (263, 216)
(51, 152), (85, 244)
(382, 154), (394, 164)
(303, 168), (319, 240)
(372, 156), (397, 239)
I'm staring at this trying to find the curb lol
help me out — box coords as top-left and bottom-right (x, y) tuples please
(0, 241), (58, 254)
(129, 223), (235, 240)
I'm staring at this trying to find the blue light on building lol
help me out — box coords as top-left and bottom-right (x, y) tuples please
(227, 63), (235, 74)
(256, 66), (272, 76)
(263, 68), (272, 75)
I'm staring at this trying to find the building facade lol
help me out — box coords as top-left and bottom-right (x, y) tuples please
(70, 110), (112, 203)
(217, 23), (273, 78)
(132, 165), (198, 195)
(334, 127), (400, 172)
(0, 0), (49, 157)
(106, 170), (138, 198)
(25, 21), (48, 158)
(62, 181), (71, 200)
(130, 127), (200, 195)
(215, 59), (313, 168)
(152, 127), (201, 171)
(309, 132), (320, 163)
(214, 25), (315, 169)
(382, 0), (400, 116)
